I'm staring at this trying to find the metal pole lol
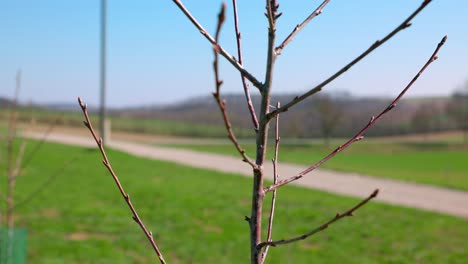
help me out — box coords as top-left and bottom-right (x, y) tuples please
(100, 0), (107, 145)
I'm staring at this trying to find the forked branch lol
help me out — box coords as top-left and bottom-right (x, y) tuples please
(212, 3), (257, 168)
(265, 35), (447, 193)
(172, 0), (263, 90)
(232, 0), (260, 131)
(13, 156), (79, 210)
(257, 189), (379, 248)
(78, 97), (167, 264)
(267, 0), (433, 119)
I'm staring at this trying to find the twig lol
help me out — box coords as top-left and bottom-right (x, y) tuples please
(212, 3), (257, 168)
(6, 140), (27, 221)
(257, 189), (379, 249)
(5, 70), (22, 228)
(21, 114), (63, 169)
(265, 0), (278, 32)
(265, 35), (447, 193)
(6, 71), (21, 185)
(5, 122), (28, 225)
(261, 102), (281, 263)
(275, 0), (331, 55)
(13, 156), (79, 210)
(12, 140), (27, 179)
(172, 0), (263, 90)
(6, 107), (64, 213)
(267, 0), (433, 120)
(78, 97), (167, 264)
(263, 0), (279, 92)
(232, 0), (259, 131)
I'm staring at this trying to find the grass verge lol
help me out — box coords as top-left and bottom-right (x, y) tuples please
(3, 141), (467, 263)
(165, 141), (468, 191)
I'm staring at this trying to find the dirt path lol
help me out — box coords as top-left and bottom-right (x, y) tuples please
(24, 131), (468, 219)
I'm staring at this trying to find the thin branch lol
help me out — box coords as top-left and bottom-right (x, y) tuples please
(263, 0), (279, 91)
(265, 0), (277, 31)
(4, 104), (62, 211)
(13, 156), (79, 211)
(12, 139), (27, 179)
(267, 0), (433, 120)
(261, 102), (281, 263)
(5, 69), (22, 228)
(265, 35), (447, 193)
(257, 189), (379, 249)
(275, 0), (331, 55)
(232, 0), (259, 131)
(6, 71), (21, 187)
(212, 3), (257, 168)
(6, 139), (28, 222)
(172, 0), (263, 90)
(21, 114), (63, 169)
(78, 97), (167, 264)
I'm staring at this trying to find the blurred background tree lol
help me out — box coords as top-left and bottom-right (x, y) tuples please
(446, 79), (468, 144)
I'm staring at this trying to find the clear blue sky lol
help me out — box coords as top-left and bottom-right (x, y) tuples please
(1, 1), (467, 107)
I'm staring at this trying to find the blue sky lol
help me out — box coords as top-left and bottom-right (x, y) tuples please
(1, 1), (467, 107)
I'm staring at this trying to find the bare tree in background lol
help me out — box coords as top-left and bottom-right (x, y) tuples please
(446, 80), (468, 144)
(316, 95), (343, 147)
(412, 102), (441, 139)
(79, 0), (447, 263)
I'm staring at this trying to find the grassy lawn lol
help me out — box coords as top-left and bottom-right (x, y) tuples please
(0, 107), (249, 138)
(165, 140), (468, 191)
(1, 141), (467, 263)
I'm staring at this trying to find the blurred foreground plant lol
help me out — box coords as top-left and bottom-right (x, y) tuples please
(1, 71), (64, 263)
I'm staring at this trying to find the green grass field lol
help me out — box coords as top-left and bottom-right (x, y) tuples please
(1, 141), (467, 263)
(0, 107), (249, 138)
(164, 140), (468, 191)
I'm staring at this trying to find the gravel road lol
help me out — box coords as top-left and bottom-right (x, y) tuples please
(24, 131), (468, 219)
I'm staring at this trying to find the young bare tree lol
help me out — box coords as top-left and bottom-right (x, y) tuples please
(79, 1), (446, 263)
(1, 71), (26, 264)
(4, 71), (24, 230)
(1, 71), (65, 263)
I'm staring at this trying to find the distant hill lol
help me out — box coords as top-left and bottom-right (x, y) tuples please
(5, 93), (456, 138)
(0, 96), (14, 107)
(110, 93), (454, 138)
(39, 102), (81, 112)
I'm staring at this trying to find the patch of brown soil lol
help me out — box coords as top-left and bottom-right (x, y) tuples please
(299, 240), (321, 250)
(193, 219), (223, 234)
(66, 232), (115, 241)
(40, 208), (59, 219)
(202, 224), (223, 234)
